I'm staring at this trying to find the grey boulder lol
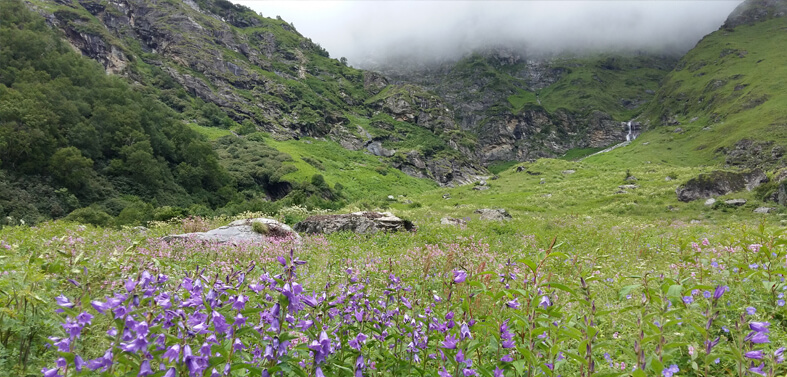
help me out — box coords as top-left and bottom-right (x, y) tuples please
(293, 212), (414, 235)
(163, 218), (298, 244)
(474, 208), (512, 221)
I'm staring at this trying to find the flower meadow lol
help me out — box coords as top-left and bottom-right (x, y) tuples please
(2, 214), (787, 377)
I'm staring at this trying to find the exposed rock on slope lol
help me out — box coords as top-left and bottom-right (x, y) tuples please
(373, 49), (676, 162)
(293, 212), (414, 234)
(164, 218), (298, 244)
(675, 169), (768, 202)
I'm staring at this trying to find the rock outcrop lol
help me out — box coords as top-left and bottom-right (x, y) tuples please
(675, 169), (768, 202)
(474, 208), (512, 221)
(293, 212), (414, 235)
(164, 218), (298, 244)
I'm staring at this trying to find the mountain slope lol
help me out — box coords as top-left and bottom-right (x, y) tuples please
(639, 0), (787, 168)
(376, 49), (677, 162)
(29, 0), (485, 186)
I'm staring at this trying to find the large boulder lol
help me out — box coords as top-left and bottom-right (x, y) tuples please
(474, 208), (512, 221)
(163, 218), (298, 244)
(675, 169), (768, 202)
(293, 212), (414, 235)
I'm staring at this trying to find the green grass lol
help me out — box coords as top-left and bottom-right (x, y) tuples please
(560, 147), (606, 161)
(487, 160), (519, 174)
(260, 135), (438, 201)
(188, 123), (233, 140)
(641, 17), (787, 164)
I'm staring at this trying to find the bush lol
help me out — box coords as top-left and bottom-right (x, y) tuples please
(152, 206), (184, 222)
(64, 206), (113, 227)
(251, 221), (269, 235)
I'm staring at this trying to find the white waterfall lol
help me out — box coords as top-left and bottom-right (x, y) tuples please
(626, 121), (633, 142)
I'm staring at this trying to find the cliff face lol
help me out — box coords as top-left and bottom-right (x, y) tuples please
(374, 49), (677, 162)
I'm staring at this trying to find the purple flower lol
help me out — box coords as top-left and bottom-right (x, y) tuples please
(91, 300), (109, 314)
(74, 355), (86, 372)
(125, 278), (137, 292)
(120, 335), (148, 353)
(441, 334), (459, 349)
(233, 338), (245, 352)
(500, 354), (513, 362)
(460, 323), (472, 339)
(439, 367), (452, 377)
(163, 368), (176, 377)
(463, 368), (477, 376)
(138, 360), (153, 377)
(41, 368), (61, 377)
(212, 311), (230, 334)
(703, 291), (711, 299)
(163, 344), (180, 362)
(662, 364), (679, 377)
(746, 306), (756, 315)
(749, 363), (766, 376)
(775, 347), (786, 364)
(232, 295), (248, 311)
(505, 298), (520, 309)
(682, 296), (693, 305)
(713, 285), (727, 300)
(55, 295), (74, 308)
(745, 350), (764, 359)
(750, 322), (770, 333)
(539, 295), (552, 309)
(494, 366), (505, 377)
(76, 312), (93, 326)
(748, 332), (770, 344)
(453, 270), (467, 284)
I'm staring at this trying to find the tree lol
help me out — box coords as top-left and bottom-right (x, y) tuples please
(49, 147), (94, 193)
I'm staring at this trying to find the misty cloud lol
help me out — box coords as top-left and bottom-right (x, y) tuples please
(236, 1), (743, 67)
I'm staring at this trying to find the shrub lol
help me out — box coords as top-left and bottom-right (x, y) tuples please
(63, 206), (113, 227)
(251, 221), (269, 234)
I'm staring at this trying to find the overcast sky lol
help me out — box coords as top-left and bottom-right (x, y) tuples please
(234, 1), (743, 67)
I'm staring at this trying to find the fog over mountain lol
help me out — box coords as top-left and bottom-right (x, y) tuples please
(236, 0), (743, 67)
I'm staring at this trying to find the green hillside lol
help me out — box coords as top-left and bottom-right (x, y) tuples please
(641, 14), (787, 166)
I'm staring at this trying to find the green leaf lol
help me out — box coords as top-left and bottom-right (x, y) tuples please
(666, 284), (683, 299)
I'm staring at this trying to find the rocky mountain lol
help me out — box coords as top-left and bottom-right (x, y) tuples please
(371, 49), (678, 163)
(29, 0), (485, 185)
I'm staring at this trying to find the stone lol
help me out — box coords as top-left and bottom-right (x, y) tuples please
(705, 198), (717, 206)
(473, 186), (489, 191)
(625, 176), (638, 182)
(690, 220), (702, 224)
(754, 207), (776, 214)
(540, 178), (546, 185)
(440, 217), (467, 226)
(442, 193), (451, 199)
(725, 199), (747, 206)
(642, 142), (650, 145)
(293, 212), (413, 235)
(542, 194), (552, 198)
(474, 208), (512, 221)
(676, 169), (768, 202)
(478, 180), (487, 186)
(619, 184), (639, 190)
(674, 128), (684, 133)
(164, 218), (298, 244)
(366, 141), (395, 157)
(387, 195), (395, 200)
(562, 170), (576, 175)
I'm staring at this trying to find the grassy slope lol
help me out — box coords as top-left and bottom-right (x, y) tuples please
(506, 54), (676, 120)
(392, 157), (781, 224)
(640, 17), (787, 164)
(261, 136), (438, 201)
